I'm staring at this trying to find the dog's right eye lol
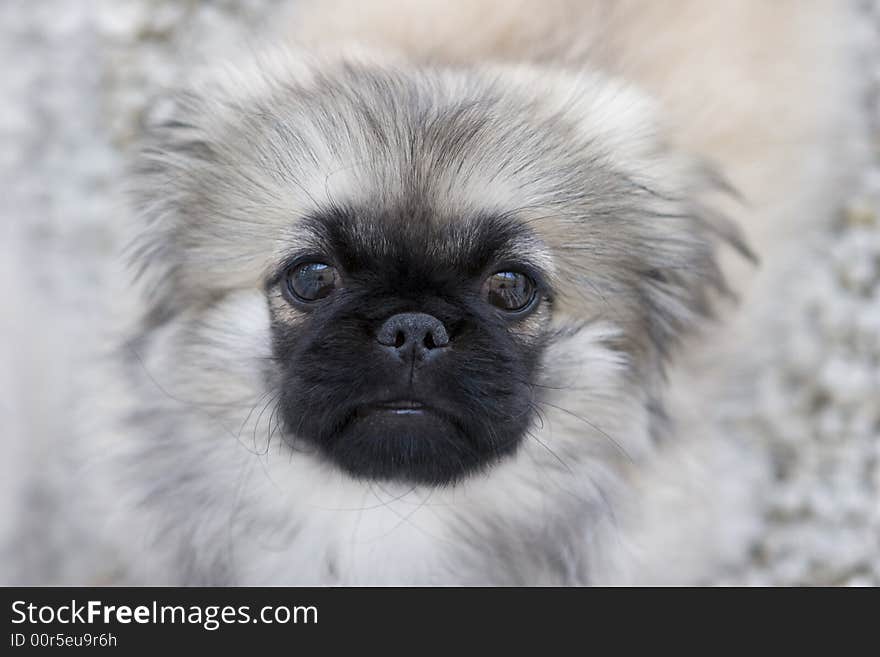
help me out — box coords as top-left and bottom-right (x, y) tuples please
(285, 261), (340, 302)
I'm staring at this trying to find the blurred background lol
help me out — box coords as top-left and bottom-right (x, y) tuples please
(1, 0), (878, 585)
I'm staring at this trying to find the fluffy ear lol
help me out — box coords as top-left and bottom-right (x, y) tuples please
(628, 159), (754, 362)
(599, 158), (753, 368)
(126, 47), (324, 328)
(127, 91), (217, 326)
(540, 144), (754, 454)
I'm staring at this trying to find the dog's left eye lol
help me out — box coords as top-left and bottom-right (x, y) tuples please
(483, 271), (536, 313)
(285, 261), (340, 302)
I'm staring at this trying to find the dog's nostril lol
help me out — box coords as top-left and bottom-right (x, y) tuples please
(394, 331), (405, 348)
(424, 332), (437, 350)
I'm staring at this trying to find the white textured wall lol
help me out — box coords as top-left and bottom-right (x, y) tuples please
(1, 0), (877, 585)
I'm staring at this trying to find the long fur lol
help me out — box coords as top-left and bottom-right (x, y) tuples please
(73, 0), (859, 585)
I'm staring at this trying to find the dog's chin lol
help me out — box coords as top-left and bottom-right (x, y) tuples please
(313, 401), (521, 486)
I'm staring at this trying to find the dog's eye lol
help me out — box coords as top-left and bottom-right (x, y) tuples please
(286, 261), (340, 302)
(483, 271), (536, 313)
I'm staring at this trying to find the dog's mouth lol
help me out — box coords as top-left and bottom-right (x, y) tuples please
(340, 396), (463, 436)
(291, 389), (528, 485)
(355, 399), (430, 417)
(346, 398), (462, 434)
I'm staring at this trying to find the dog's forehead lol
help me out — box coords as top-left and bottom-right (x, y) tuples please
(263, 76), (575, 275)
(263, 68), (583, 217)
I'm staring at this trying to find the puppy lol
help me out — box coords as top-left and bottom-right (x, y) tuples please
(92, 0), (857, 584)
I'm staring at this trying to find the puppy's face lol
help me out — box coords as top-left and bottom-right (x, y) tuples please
(268, 207), (548, 484)
(132, 54), (736, 487)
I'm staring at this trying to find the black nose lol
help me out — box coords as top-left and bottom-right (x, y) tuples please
(377, 312), (449, 360)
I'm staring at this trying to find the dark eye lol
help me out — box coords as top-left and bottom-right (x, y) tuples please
(482, 271), (537, 313)
(285, 261), (340, 302)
